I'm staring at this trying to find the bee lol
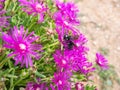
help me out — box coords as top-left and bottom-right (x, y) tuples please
(63, 34), (79, 49)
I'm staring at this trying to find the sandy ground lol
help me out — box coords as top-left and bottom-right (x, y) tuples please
(68, 0), (120, 89)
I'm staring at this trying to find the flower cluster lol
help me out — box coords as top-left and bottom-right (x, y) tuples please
(52, 1), (97, 89)
(0, 0), (109, 90)
(55, 0), (79, 24)
(53, 0), (80, 42)
(52, 34), (95, 89)
(53, 35), (95, 74)
(1, 26), (42, 68)
(19, 0), (47, 23)
(52, 0), (109, 89)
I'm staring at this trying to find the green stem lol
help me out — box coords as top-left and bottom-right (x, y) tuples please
(9, 70), (15, 90)
(41, 76), (53, 82)
(8, 59), (12, 68)
(4, 0), (10, 10)
(0, 58), (9, 69)
(42, 41), (59, 50)
(37, 53), (47, 64)
(35, 71), (46, 78)
(28, 22), (36, 31)
(12, 1), (17, 12)
(11, 78), (23, 88)
(8, 59), (14, 90)
(11, 74), (28, 88)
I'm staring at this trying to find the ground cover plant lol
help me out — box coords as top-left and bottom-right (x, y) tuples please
(0, 0), (109, 90)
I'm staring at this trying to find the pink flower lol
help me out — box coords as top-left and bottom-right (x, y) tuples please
(73, 34), (88, 48)
(0, 0), (5, 10)
(75, 83), (84, 90)
(54, 0), (80, 42)
(53, 34), (95, 74)
(0, 10), (10, 31)
(96, 53), (109, 70)
(19, 0), (47, 23)
(53, 48), (95, 74)
(55, 0), (79, 23)
(52, 71), (71, 90)
(0, 0), (5, 1)
(54, 12), (79, 34)
(25, 82), (48, 90)
(1, 26), (42, 68)
(64, 48), (95, 74)
(53, 50), (70, 70)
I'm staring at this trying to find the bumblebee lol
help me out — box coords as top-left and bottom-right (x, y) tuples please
(63, 34), (78, 49)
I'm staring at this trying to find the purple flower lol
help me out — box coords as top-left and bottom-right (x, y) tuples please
(73, 34), (88, 48)
(53, 50), (70, 70)
(54, 1), (80, 41)
(75, 83), (84, 90)
(0, 0), (5, 1)
(19, 0), (47, 23)
(54, 10), (79, 34)
(54, 49), (95, 75)
(25, 82), (48, 90)
(55, 0), (79, 24)
(50, 84), (56, 90)
(0, 10), (10, 31)
(0, 0), (5, 10)
(64, 48), (95, 74)
(0, 4), (4, 10)
(52, 71), (71, 90)
(54, 12), (79, 35)
(96, 53), (109, 70)
(1, 26), (42, 68)
(53, 34), (95, 74)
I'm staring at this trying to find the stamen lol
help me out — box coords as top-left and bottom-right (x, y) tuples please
(36, 4), (42, 11)
(19, 43), (26, 50)
(62, 60), (66, 64)
(58, 80), (62, 85)
(64, 21), (69, 26)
